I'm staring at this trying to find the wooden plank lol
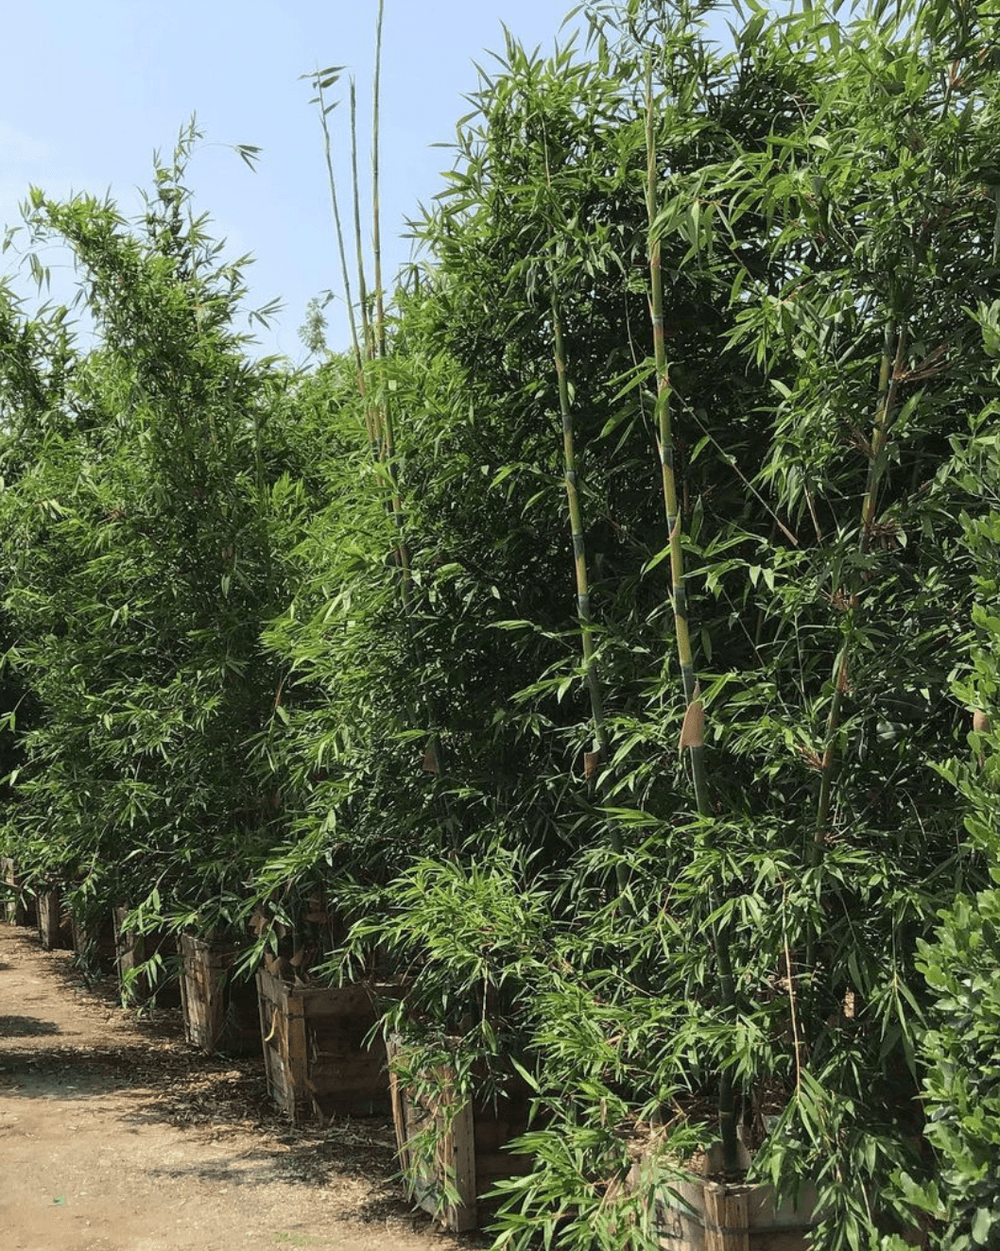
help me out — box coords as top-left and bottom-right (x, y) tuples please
(438, 1076), (477, 1232)
(181, 935), (258, 1054)
(284, 993), (309, 1124)
(37, 890), (62, 949)
(256, 970), (272, 1068)
(181, 935), (226, 1051)
(383, 1039), (534, 1234)
(704, 1184), (750, 1251)
(256, 970), (280, 1109)
(387, 1037), (410, 1167)
(300, 980), (404, 1019)
(473, 1150), (534, 1185)
(72, 915), (117, 971)
(257, 971), (394, 1123)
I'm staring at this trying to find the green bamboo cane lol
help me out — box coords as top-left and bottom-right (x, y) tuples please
(368, 0), (410, 601)
(365, 0), (443, 780)
(350, 80), (373, 367)
(645, 64), (739, 1173)
(347, 78), (383, 463)
(550, 291), (627, 894)
(811, 322), (906, 871)
(803, 321), (907, 1010)
(371, 0), (388, 372)
(311, 71), (373, 449)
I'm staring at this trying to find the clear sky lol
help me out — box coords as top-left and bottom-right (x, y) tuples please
(1, 1), (587, 363)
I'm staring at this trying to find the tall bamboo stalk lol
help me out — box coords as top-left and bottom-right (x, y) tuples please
(311, 69), (374, 451)
(811, 322), (906, 870)
(371, 0), (388, 373)
(645, 64), (739, 1173)
(368, 2), (413, 592)
(350, 81), (374, 371)
(367, 0), (411, 602)
(364, 0), (443, 780)
(311, 2), (439, 780)
(804, 321), (907, 1007)
(347, 78), (382, 463)
(551, 291), (627, 893)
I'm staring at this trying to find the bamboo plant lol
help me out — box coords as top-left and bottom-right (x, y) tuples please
(644, 57), (740, 1176)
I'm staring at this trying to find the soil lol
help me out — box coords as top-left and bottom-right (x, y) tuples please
(0, 920), (484, 1251)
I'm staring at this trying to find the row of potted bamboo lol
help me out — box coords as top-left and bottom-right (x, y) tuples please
(4, 871), (815, 1247)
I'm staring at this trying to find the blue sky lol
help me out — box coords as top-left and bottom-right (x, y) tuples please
(1, 1), (590, 363)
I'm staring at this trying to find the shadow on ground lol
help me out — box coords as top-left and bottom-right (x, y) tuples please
(0, 1014), (62, 1037)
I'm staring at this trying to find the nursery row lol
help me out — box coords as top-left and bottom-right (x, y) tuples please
(1, 879), (815, 1247)
(3, 1), (1000, 1248)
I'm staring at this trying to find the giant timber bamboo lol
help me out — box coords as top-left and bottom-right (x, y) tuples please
(310, 68), (376, 453)
(645, 65), (739, 1174)
(812, 322), (907, 869)
(367, 0), (444, 777)
(550, 291), (627, 893)
(313, 0), (442, 780)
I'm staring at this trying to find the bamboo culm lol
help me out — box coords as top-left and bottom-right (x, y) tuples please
(551, 292), (627, 894)
(645, 64), (738, 1174)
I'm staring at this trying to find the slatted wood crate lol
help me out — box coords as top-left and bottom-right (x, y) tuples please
(71, 914), (118, 973)
(112, 906), (180, 1006)
(178, 934), (260, 1055)
(1, 858), (36, 927)
(648, 1177), (817, 1251)
(37, 888), (62, 949)
(386, 1037), (532, 1232)
(37, 887), (73, 950)
(256, 967), (402, 1125)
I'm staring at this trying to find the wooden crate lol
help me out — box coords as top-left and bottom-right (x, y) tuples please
(256, 968), (402, 1126)
(112, 906), (180, 1006)
(648, 1177), (817, 1251)
(37, 888), (73, 950)
(71, 914), (118, 973)
(386, 1037), (532, 1232)
(179, 934), (260, 1055)
(2, 858), (36, 927)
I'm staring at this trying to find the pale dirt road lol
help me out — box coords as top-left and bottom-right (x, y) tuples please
(0, 920), (480, 1251)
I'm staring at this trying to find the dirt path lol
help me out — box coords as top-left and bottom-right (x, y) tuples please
(0, 920), (477, 1251)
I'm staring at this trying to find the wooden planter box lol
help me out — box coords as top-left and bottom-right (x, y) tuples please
(386, 1037), (532, 1232)
(256, 968), (402, 1126)
(112, 906), (180, 1006)
(37, 888), (73, 950)
(647, 1176), (817, 1251)
(2, 858), (36, 927)
(71, 914), (118, 973)
(179, 934), (260, 1055)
